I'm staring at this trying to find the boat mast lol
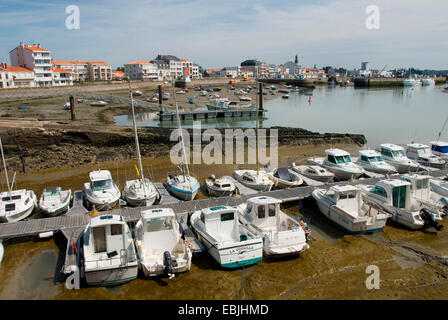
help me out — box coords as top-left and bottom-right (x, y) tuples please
(128, 81), (147, 195)
(256, 80), (259, 174)
(0, 138), (11, 196)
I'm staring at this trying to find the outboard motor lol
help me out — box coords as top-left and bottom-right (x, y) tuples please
(419, 208), (443, 231)
(163, 251), (175, 279)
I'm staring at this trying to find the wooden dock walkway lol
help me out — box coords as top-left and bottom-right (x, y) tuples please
(159, 109), (266, 121)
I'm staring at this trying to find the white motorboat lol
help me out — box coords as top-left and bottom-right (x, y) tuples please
(123, 85), (160, 207)
(190, 205), (263, 268)
(233, 169), (273, 192)
(421, 78), (435, 86)
(133, 90), (143, 96)
(430, 178), (448, 198)
(207, 98), (252, 111)
(80, 214), (138, 286)
(39, 187), (72, 217)
(90, 100), (108, 106)
(237, 196), (310, 257)
(307, 149), (364, 181)
(403, 78), (420, 86)
(205, 175), (236, 197)
(430, 141), (448, 159)
(0, 138), (37, 223)
(354, 149), (397, 174)
(406, 143), (446, 169)
(239, 96), (252, 102)
(359, 179), (442, 230)
(380, 144), (420, 173)
(289, 163), (334, 183)
(83, 170), (121, 211)
(312, 185), (390, 234)
(266, 167), (304, 188)
(134, 208), (192, 278)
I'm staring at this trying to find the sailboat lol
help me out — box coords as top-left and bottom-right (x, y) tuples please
(123, 82), (160, 207)
(166, 83), (200, 201)
(0, 138), (37, 223)
(233, 81), (273, 192)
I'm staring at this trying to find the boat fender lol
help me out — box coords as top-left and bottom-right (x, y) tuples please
(38, 231), (55, 239)
(163, 251), (174, 279)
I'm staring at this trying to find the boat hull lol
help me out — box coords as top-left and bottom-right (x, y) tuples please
(40, 203), (70, 217)
(166, 184), (198, 201)
(123, 194), (158, 207)
(2, 197), (36, 223)
(84, 264), (138, 286)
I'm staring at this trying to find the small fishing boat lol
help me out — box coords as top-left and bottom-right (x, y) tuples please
(289, 163), (334, 183)
(307, 149), (364, 181)
(406, 143), (446, 169)
(205, 175), (236, 197)
(134, 90), (143, 96)
(380, 144), (420, 173)
(359, 179), (442, 230)
(312, 185), (390, 234)
(266, 167), (304, 188)
(39, 187), (72, 217)
(281, 95), (289, 99)
(83, 170), (121, 211)
(134, 208), (192, 278)
(233, 169), (273, 192)
(354, 149), (397, 174)
(430, 141), (448, 158)
(237, 196), (310, 257)
(80, 214), (138, 286)
(90, 100), (108, 106)
(190, 205), (263, 268)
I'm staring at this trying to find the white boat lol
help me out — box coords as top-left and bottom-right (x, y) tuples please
(266, 167), (304, 188)
(83, 170), (121, 211)
(199, 90), (207, 96)
(237, 196), (310, 257)
(403, 78), (421, 86)
(90, 100), (108, 106)
(359, 179), (442, 230)
(0, 138), (37, 223)
(421, 78), (435, 86)
(380, 144), (420, 173)
(190, 205), (263, 268)
(123, 86), (160, 207)
(239, 96), (252, 102)
(80, 214), (138, 286)
(354, 149), (397, 174)
(312, 185), (390, 234)
(205, 175), (236, 197)
(289, 163), (334, 183)
(406, 143), (446, 169)
(134, 208), (192, 278)
(307, 149), (364, 181)
(133, 90), (143, 96)
(207, 98), (252, 111)
(39, 187), (72, 217)
(430, 178), (448, 198)
(0, 240), (3, 266)
(430, 141), (448, 159)
(166, 84), (200, 201)
(233, 169), (273, 192)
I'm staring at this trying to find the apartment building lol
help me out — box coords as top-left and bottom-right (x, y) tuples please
(152, 55), (201, 80)
(10, 43), (53, 87)
(87, 61), (112, 81)
(52, 67), (73, 86)
(0, 63), (35, 88)
(52, 60), (89, 81)
(124, 61), (158, 80)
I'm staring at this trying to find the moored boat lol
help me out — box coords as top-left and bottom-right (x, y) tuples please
(307, 149), (364, 181)
(83, 170), (121, 211)
(380, 144), (420, 173)
(39, 187), (72, 217)
(354, 149), (397, 174)
(205, 175), (236, 197)
(233, 169), (273, 192)
(406, 143), (446, 169)
(289, 163), (334, 183)
(266, 167), (304, 188)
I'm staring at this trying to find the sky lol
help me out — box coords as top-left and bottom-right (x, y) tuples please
(0, 0), (447, 70)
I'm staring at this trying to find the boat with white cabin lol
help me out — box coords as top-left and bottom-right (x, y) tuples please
(233, 169), (273, 192)
(289, 163), (334, 183)
(312, 185), (390, 234)
(83, 170), (121, 211)
(79, 214), (138, 286)
(307, 149), (364, 181)
(403, 78), (421, 86)
(266, 167), (304, 188)
(205, 175), (236, 197)
(354, 149), (397, 174)
(406, 143), (446, 169)
(237, 196), (310, 257)
(190, 205), (263, 268)
(39, 187), (72, 217)
(380, 144), (420, 173)
(134, 208), (192, 278)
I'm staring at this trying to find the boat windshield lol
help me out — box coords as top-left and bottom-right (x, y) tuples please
(416, 148), (431, 157)
(91, 179), (112, 191)
(376, 156), (383, 162)
(391, 150), (406, 158)
(368, 156), (378, 163)
(43, 188), (60, 196)
(335, 155), (351, 164)
(146, 217), (174, 232)
(1, 195), (21, 201)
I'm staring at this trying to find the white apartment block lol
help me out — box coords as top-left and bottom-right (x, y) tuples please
(0, 63), (35, 89)
(52, 67), (73, 86)
(10, 43), (53, 87)
(124, 61), (158, 80)
(53, 60), (89, 81)
(87, 61), (112, 81)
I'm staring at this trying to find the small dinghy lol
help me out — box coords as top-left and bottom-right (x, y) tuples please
(237, 196), (310, 257)
(39, 187), (72, 217)
(190, 205), (263, 268)
(205, 175), (236, 197)
(267, 167), (304, 188)
(80, 214), (138, 286)
(134, 208), (192, 278)
(83, 170), (121, 211)
(312, 185), (390, 234)
(289, 163), (334, 183)
(233, 169), (273, 192)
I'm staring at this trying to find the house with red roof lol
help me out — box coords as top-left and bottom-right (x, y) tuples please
(0, 62), (35, 88)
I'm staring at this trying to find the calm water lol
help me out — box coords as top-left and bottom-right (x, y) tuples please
(114, 84), (448, 147)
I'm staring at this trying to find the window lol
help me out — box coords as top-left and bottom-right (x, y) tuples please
(92, 179), (112, 191)
(5, 203), (15, 212)
(343, 155), (352, 163)
(361, 155), (368, 162)
(371, 186), (387, 198)
(368, 157), (378, 163)
(416, 179), (428, 190)
(268, 204), (276, 217)
(93, 226), (107, 253)
(381, 149), (392, 157)
(376, 156), (383, 162)
(221, 212), (234, 221)
(257, 205), (265, 218)
(111, 224), (122, 235)
(328, 155), (336, 163)
(335, 156), (345, 164)
(146, 217), (174, 232)
(200, 212), (205, 224)
(392, 186), (407, 209)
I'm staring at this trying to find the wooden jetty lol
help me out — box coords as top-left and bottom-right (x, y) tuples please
(158, 109), (266, 121)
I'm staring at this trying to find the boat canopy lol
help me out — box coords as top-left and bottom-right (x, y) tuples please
(430, 141), (448, 153)
(273, 167), (293, 181)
